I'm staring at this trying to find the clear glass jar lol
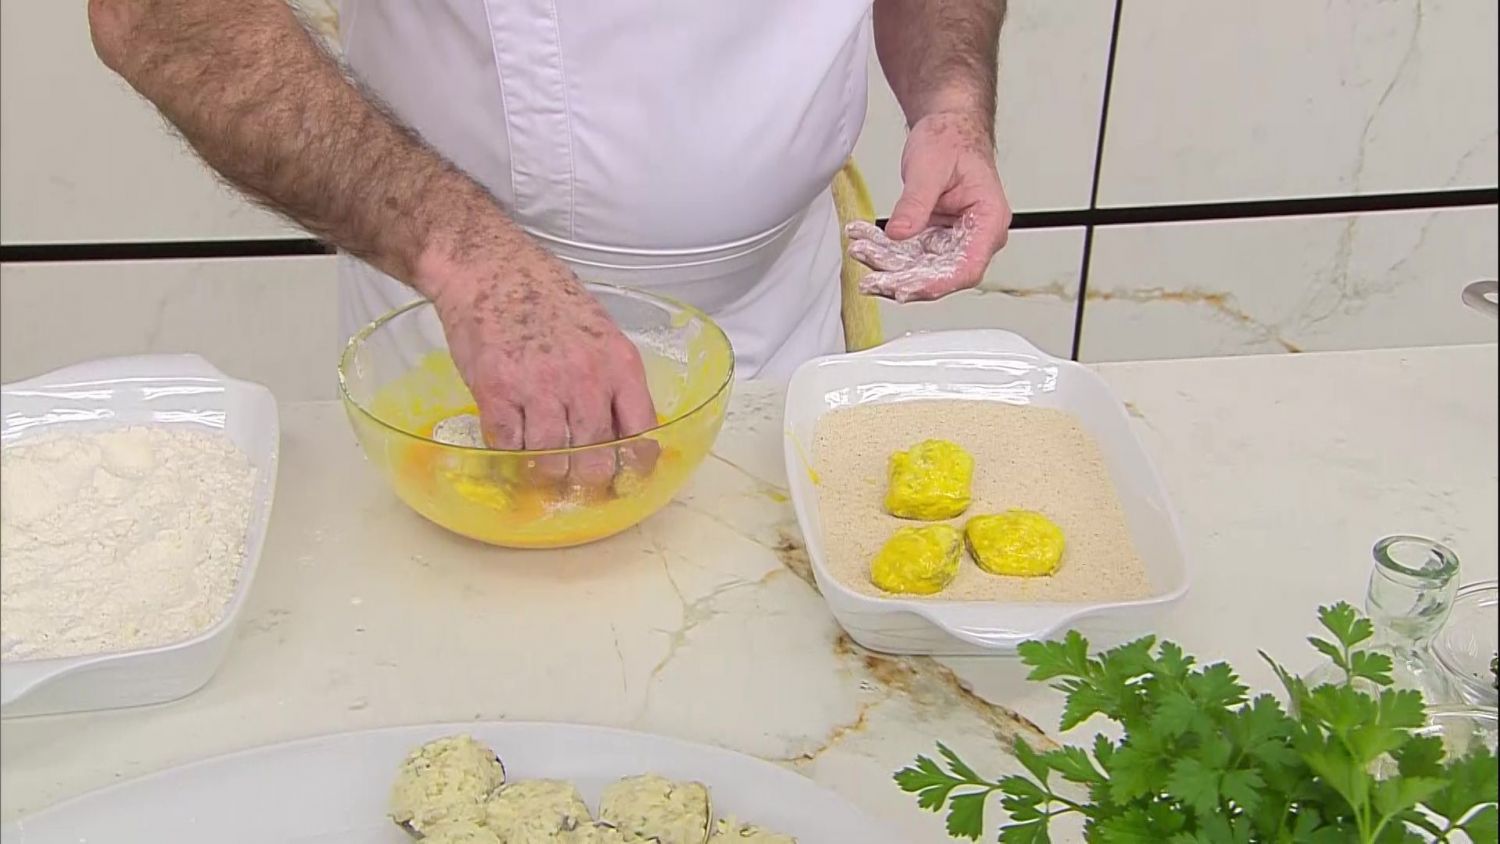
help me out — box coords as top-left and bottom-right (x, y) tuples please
(1306, 535), (1462, 706)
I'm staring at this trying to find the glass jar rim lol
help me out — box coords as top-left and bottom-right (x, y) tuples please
(1372, 535), (1460, 584)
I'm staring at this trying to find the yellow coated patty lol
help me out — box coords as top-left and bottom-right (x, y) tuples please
(870, 524), (963, 595)
(964, 510), (1066, 577)
(884, 439), (974, 521)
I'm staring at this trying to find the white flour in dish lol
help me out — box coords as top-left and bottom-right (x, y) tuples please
(0, 426), (256, 661)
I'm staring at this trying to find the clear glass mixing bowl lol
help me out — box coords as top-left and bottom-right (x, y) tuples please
(1431, 580), (1499, 708)
(338, 284), (733, 548)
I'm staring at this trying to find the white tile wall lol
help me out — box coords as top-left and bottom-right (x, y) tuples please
(1098, 0), (1499, 206)
(0, 0), (1494, 370)
(0, 0), (338, 244)
(0, 256), (340, 400)
(853, 0), (1115, 214)
(879, 227), (1083, 358)
(1079, 207), (1499, 362)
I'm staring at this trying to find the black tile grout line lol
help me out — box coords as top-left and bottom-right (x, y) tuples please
(1071, 0), (1127, 361)
(0, 238), (333, 263)
(0, 187), (1495, 265)
(1013, 186), (1499, 229)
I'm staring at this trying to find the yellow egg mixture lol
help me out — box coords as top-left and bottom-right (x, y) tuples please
(885, 439), (974, 521)
(870, 524), (963, 595)
(351, 349), (728, 548)
(965, 510), (1066, 577)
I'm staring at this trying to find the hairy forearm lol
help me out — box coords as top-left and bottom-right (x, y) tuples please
(872, 0), (1005, 137)
(87, 0), (539, 299)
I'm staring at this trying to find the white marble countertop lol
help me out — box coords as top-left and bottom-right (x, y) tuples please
(3, 344), (1496, 841)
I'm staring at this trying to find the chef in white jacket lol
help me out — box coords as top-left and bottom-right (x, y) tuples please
(89, 0), (1012, 482)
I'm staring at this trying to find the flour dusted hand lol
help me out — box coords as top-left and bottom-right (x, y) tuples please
(850, 112), (1012, 302)
(0, 427), (255, 661)
(429, 249), (660, 488)
(845, 217), (976, 304)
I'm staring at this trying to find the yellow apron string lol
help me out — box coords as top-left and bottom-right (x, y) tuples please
(831, 159), (885, 352)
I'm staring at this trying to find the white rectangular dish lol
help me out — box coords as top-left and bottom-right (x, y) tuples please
(0, 354), (279, 718)
(783, 330), (1190, 655)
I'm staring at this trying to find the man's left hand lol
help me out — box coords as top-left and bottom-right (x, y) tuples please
(849, 111), (1011, 303)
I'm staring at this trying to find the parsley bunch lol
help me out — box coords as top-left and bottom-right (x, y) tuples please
(896, 603), (1499, 843)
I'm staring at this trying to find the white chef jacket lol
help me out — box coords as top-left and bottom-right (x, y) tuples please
(336, 1), (874, 378)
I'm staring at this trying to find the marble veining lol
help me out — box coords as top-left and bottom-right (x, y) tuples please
(1080, 207), (1499, 362)
(1099, 0), (1499, 204)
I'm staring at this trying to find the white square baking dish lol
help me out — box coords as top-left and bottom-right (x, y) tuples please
(1, 354), (279, 717)
(783, 330), (1190, 655)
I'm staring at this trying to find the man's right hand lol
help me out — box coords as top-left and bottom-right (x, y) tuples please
(430, 249), (659, 488)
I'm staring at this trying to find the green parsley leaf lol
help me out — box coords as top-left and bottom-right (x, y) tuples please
(1222, 767), (1266, 815)
(1300, 741), (1363, 813)
(1307, 636), (1347, 671)
(1232, 694), (1297, 767)
(1156, 640), (1195, 680)
(1462, 803), (1498, 844)
(1011, 739), (1051, 786)
(1425, 746), (1500, 829)
(1319, 602), (1374, 649)
(1059, 683), (1117, 732)
(1144, 800), (1189, 838)
(997, 775), (1047, 822)
(1018, 631), (1092, 682)
(1044, 745), (1106, 786)
(945, 791), (990, 841)
(1099, 636), (1157, 682)
(1092, 734), (1117, 771)
(1373, 687), (1426, 731)
(893, 754), (947, 793)
(1091, 806), (1158, 843)
(915, 781), (958, 812)
(1184, 662), (1247, 710)
(939, 741), (984, 783)
(899, 605), (1496, 844)
(1195, 732), (1235, 769)
(1394, 734), (1445, 779)
(1150, 689), (1202, 739)
(1371, 775), (1446, 821)
(1346, 649), (1395, 688)
(1165, 756), (1222, 816)
(999, 819), (1052, 844)
(893, 754), (960, 812)
(1263, 650), (1311, 710)
(1106, 743), (1161, 805)
(1302, 682), (1375, 735)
